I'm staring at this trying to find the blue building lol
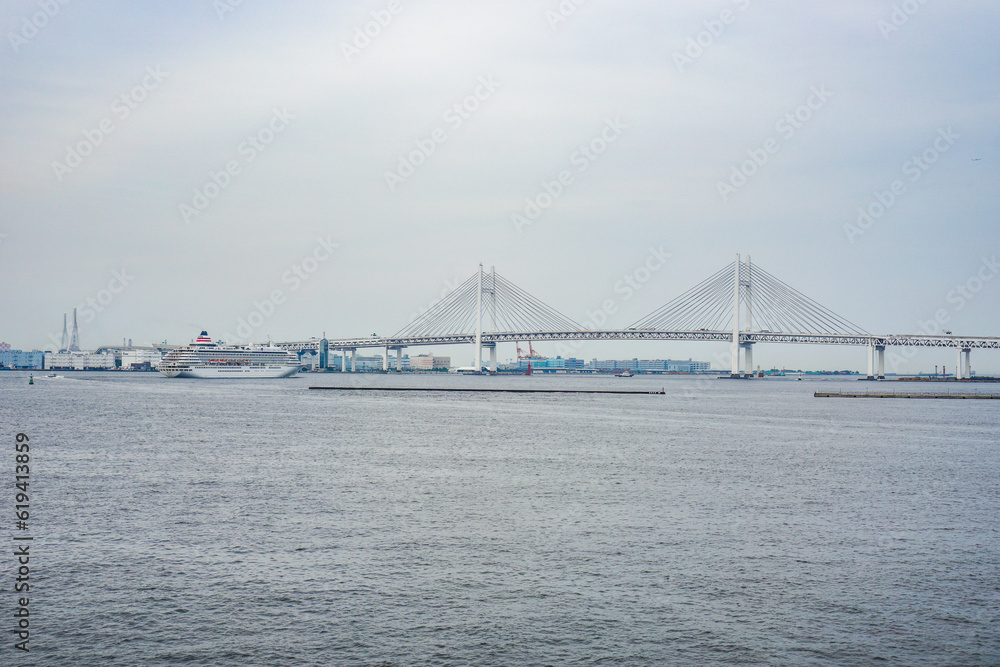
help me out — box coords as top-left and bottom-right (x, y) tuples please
(0, 350), (45, 370)
(516, 356), (584, 372)
(587, 358), (710, 373)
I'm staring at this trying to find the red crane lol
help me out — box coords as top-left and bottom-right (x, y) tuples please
(516, 341), (546, 376)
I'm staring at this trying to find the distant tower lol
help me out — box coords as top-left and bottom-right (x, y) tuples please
(69, 308), (80, 351)
(60, 313), (69, 351)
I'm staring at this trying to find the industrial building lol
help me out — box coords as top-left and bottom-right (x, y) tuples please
(121, 348), (163, 370)
(408, 354), (450, 371)
(588, 358), (711, 373)
(0, 349), (45, 370)
(44, 351), (116, 370)
(511, 356), (712, 373)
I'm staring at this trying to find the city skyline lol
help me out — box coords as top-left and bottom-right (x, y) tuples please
(2, 1), (998, 373)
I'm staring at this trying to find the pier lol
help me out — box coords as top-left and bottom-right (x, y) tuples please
(309, 386), (665, 395)
(815, 391), (1000, 399)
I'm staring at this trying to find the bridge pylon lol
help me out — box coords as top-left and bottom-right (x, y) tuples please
(394, 263), (581, 373)
(730, 254), (755, 378)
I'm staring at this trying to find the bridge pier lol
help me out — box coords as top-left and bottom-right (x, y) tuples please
(866, 343), (875, 380)
(876, 345), (885, 380)
(396, 347), (403, 372)
(341, 350), (347, 373)
(485, 343), (497, 373)
(350, 348), (357, 373)
(957, 347), (971, 379)
(383, 346), (389, 372)
(742, 342), (753, 376)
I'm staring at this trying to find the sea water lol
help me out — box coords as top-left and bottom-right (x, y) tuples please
(2, 371), (997, 665)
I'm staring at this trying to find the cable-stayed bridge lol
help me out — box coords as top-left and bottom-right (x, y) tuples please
(277, 255), (999, 378)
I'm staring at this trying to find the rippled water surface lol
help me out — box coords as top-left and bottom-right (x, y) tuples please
(3, 371), (998, 665)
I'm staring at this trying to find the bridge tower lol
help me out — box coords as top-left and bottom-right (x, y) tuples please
(475, 264), (483, 372)
(731, 253), (754, 378)
(473, 264), (498, 374)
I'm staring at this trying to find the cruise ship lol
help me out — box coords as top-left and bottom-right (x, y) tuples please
(159, 332), (301, 378)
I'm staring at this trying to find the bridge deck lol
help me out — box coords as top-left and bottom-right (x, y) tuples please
(275, 330), (1000, 352)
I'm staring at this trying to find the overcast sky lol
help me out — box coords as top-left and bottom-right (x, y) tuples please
(2, 0), (998, 372)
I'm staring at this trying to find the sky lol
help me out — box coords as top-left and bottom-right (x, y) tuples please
(2, 0), (998, 373)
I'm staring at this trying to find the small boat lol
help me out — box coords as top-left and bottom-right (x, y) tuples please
(615, 369), (634, 377)
(47, 372), (57, 377)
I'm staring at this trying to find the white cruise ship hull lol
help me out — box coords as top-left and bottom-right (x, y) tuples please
(160, 365), (299, 379)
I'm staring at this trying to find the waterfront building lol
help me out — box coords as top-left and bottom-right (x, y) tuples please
(409, 354), (450, 371)
(586, 358), (711, 373)
(667, 359), (711, 372)
(515, 356), (576, 372)
(121, 349), (163, 370)
(299, 349), (319, 370)
(0, 350), (45, 370)
(354, 355), (387, 371)
(44, 351), (116, 370)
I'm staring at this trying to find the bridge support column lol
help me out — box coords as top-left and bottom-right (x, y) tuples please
(396, 347), (403, 372)
(876, 345), (885, 380)
(383, 346), (389, 372)
(341, 351), (347, 372)
(741, 342), (753, 377)
(350, 349), (357, 373)
(957, 348), (971, 379)
(866, 343), (875, 380)
(486, 343), (497, 373)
